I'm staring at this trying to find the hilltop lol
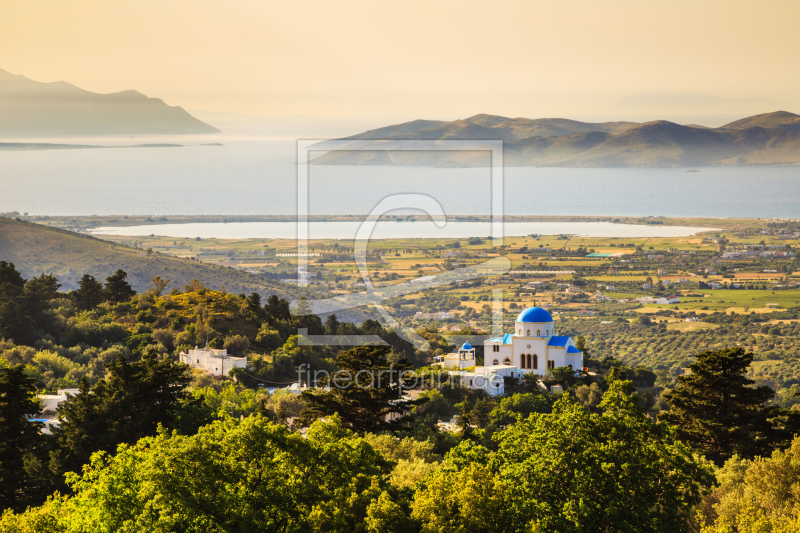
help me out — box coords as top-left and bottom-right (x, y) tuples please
(0, 217), (303, 298)
(0, 69), (219, 136)
(314, 111), (800, 167)
(720, 110), (800, 132)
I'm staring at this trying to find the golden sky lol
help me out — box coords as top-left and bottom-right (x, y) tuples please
(2, 0), (799, 120)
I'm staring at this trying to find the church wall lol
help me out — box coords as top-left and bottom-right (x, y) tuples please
(512, 336), (548, 371)
(565, 353), (583, 370)
(486, 343), (512, 366)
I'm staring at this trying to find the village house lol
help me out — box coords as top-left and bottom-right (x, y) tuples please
(39, 388), (80, 413)
(414, 311), (453, 320)
(179, 347), (248, 377)
(590, 292), (609, 302)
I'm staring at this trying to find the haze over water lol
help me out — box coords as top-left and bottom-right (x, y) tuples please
(2, 137), (800, 219)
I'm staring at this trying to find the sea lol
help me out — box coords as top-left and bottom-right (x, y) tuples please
(1, 133), (799, 238)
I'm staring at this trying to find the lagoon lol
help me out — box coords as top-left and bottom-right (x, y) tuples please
(89, 220), (717, 240)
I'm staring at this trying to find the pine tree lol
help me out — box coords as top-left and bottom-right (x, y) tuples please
(472, 398), (494, 429)
(0, 262), (34, 344)
(104, 269), (136, 304)
(265, 294), (291, 321)
(51, 353), (201, 479)
(0, 366), (46, 511)
(325, 313), (340, 335)
(456, 399), (473, 435)
(298, 345), (418, 433)
(661, 347), (783, 464)
(24, 273), (61, 331)
(74, 274), (104, 310)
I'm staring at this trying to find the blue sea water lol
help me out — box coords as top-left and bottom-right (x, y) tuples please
(1, 136), (799, 219)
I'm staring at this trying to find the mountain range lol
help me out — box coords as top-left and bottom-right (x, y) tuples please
(312, 111), (800, 167)
(0, 70), (219, 137)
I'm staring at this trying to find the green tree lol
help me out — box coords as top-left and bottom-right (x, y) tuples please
(0, 262), (34, 345)
(254, 323), (283, 351)
(325, 313), (340, 335)
(575, 382), (603, 408)
(51, 353), (206, 480)
(697, 437), (800, 533)
(150, 276), (170, 297)
(265, 294), (291, 321)
(412, 461), (514, 533)
(0, 366), (46, 512)
(103, 269), (136, 304)
(575, 335), (588, 353)
(365, 491), (415, 533)
(24, 274), (61, 331)
(489, 391), (554, 426)
(298, 346), (417, 433)
(661, 348), (785, 465)
(4, 417), (390, 533)
(493, 381), (713, 532)
(73, 274), (104, 311)
(472, 398), (493, 429)
(455, 399), (472, 433)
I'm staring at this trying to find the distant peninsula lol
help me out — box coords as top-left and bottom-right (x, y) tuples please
(0, 69), (220, 136)
(0, 142), (184, 152)
(312, 111), (800, 168)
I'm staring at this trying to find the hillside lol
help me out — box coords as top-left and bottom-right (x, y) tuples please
(720, 111), (800, 132)
(0, 69), (219, 136)
(313, 111), (800, 167)
(0, 218), (304, 298)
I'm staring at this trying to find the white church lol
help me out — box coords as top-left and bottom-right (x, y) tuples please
(435, 307), (584, 396)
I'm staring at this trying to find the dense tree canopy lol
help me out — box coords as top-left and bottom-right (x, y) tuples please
(0, 262), (35, 344)
(697, 437), (800, 533)
(51, 353), (208, 481)
(491, 381), (713, 532)
(1, 417), (396, 533)
(661, 348), (793, 465)
(0, 366), (46, 511)
(299, 345), (419, 433)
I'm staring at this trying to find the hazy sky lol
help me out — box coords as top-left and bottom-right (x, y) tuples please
(2, 0), (799, 120)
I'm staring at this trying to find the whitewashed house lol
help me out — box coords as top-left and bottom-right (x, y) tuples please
(435, 343), (508, 397)
(179, 347), (248, 377)
(39, 388), (80, 413)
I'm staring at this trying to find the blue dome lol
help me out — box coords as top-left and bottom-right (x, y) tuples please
(461, 342), (473, 350)
(516, 307), (553, 323)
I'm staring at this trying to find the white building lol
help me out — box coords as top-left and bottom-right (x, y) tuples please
(433, 343), (508, 397)
(39, 388), (80, 413)
(435, 307), (584, 396)
(179, 347), (248, 377)
(455, 365), (512, 396)
(485, 307), (584, 373)
(439, 343), (477, 370)
(656, 295), (681, 304)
